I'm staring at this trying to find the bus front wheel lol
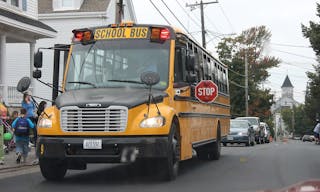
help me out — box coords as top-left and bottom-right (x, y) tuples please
(158, 121), (180, 181)
(40, 158), (67, 181)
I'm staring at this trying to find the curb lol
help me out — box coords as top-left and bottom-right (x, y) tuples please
(0, 164), (38, 174)
(0, 164), (38, 173)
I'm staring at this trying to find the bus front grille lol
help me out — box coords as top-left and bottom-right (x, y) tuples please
(60, 106), (128, 132)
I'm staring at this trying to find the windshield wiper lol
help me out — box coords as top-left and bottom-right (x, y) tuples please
(67, 81), (97, 88)
(108, 79), (144, 84)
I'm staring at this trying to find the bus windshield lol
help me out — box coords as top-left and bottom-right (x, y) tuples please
(65, 39), (170, 91)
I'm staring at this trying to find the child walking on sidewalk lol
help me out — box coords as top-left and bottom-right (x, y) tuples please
(11, 108), (35, 164)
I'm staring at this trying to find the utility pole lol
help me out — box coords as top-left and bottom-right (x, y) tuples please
(186, 0), (218, 48)
(292, 106), (295, 136)
(116, 0), (124, 24)
(245, 52), (249, 116)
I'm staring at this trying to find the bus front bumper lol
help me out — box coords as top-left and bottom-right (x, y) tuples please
(37, 136), (169, 163)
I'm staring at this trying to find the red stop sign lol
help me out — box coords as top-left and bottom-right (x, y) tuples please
(195, 80), (218, 103)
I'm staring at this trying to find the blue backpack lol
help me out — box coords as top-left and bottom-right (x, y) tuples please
(14, 117), (30, 136)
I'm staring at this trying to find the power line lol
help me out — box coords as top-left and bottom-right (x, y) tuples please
(175, 0), (201, 28)
(281, 61), (314, 71)
(229, 80), (246, 88)
(229, 68), (246, 77)
(204, 12), (221, 34)
(186, 0), (219, 48)
(182, 0), (220, 46)
(160, 0), (197, 40)
(149, 0), (171, 25)
(271, 48), (316, 60)
(217, 3), (235, 33)
(271, 42), (312, 48)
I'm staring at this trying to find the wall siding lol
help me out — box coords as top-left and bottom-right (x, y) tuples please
(0, 0), (37, 19)
(26, 0), (38, 19)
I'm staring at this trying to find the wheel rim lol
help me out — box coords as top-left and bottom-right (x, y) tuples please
(172, 131), (179, 171)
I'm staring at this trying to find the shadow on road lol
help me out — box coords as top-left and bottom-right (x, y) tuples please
(39, 158), (216, 185)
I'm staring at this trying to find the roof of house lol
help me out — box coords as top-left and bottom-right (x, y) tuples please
(281, 75), (293, 88)
(0, 8), (56, 32)
(39, 0), (111, 14)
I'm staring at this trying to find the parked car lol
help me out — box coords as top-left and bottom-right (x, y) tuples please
(235, 117), (264, 144)
(302, 135), (315, 142)
(222, 120), (255, 146)
(260, 122), (270, 143)
(292, 135), (302, 140)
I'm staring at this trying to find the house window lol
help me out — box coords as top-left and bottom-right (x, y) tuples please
(11, 0), (18, 7)
(22, 0), (26, 11)
(62, 0), (72, 7)
(53, 0), (79, 11)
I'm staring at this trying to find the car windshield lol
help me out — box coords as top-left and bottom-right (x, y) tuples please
(231, 121), (249, 129)
(65, 39), (170, 90)
(237, 118), (258, 126)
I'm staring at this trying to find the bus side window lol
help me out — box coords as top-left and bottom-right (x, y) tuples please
(213, 62), (218, 85)
(174, 46), (188, 87)
(195, 48), (203, 82)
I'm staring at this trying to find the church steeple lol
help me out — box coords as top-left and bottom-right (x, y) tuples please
(281, 75), (293, 98)
(281, 75), (293, 88)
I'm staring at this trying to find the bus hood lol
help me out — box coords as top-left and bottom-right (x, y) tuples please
(55, 88), (168, 109)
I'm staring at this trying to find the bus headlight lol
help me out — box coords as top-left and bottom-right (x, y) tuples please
(38, 118), (52, 128)
(140, 116), (165, 128)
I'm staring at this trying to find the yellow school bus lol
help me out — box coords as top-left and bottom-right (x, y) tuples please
(36, 22), (230, 181)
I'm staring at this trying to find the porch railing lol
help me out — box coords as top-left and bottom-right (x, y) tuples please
(0, 84), (33, 106)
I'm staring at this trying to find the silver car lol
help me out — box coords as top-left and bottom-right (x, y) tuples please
(222, 120), (255, 146)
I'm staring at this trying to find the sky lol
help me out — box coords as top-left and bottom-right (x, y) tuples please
(132, 0), (319, 103)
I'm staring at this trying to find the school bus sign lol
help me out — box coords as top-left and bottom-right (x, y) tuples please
(195, 80), (218, 103)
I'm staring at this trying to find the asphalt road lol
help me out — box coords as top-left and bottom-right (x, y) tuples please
(1, 140), (320, 192)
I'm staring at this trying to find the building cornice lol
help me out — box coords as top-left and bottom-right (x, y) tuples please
(39, 12), (107, 20)
(0, 15), (56, 39)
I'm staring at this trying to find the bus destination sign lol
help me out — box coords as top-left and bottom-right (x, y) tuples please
(94, 27), (148, 40)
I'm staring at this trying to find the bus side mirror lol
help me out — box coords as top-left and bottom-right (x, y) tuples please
(186, 54), (195, 71)
(17, 77), (31, 93)
(33, 69), (42, 79)
(34, 51), (43, 68)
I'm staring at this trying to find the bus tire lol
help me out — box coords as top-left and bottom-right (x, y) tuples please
(210, 125), (221, 160)
(158, 121), (180, 181)
(40, 158), (67, 181)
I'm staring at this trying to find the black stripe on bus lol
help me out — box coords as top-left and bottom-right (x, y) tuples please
(178, 112), (231, 118)
(192, 138), (216, 148)
(174, 95), (230, 109)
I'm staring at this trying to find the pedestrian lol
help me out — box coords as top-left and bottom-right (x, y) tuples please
(37, 101), (47, 117)
(313, 119), (320, 144)
(7, 111), (18, 126)
(11, 108), (35, 164)
(32, 101), (47, 165)
(21, 92), (37, 146)
(21, 92), (36, 121)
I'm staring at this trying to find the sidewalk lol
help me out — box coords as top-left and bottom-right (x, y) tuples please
(0, 146), (38, 172)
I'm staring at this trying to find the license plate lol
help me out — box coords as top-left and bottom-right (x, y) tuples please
(83, 139), (102, 149)
(227, 136), (234, 140)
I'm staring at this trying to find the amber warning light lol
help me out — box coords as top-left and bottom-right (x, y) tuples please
(72, 29), (94, 43)
(150, 28), (170, 42)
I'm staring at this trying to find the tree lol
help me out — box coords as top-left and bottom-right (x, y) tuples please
(217, 26), (280, 118)
(281, 105), (313, 135)
(302, 3), (320, 123)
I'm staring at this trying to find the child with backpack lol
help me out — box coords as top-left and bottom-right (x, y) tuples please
(11, 108), (35, 164)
